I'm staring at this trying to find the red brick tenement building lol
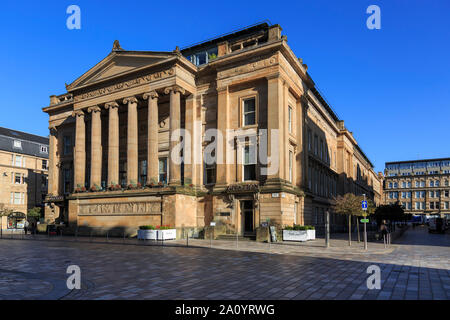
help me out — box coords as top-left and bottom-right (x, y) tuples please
(43, 23), (382, 237)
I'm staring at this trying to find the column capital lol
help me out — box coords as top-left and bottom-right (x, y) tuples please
(104, 101), (119, 110)
(71, 110), (85, 118)
(123, 96), (138, 104)
(216, 85), (229, 93)
(164, 85), (185, 95)
(48, 124), (58, 134)
(87, 105), (102, 113)
(143, 91), (159, 100)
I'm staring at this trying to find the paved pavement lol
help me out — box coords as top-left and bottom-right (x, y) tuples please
(0, 225), (448, 300)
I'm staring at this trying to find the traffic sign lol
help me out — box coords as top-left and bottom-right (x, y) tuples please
(361, 218), (369, 223)
(362, 200), (368, 210)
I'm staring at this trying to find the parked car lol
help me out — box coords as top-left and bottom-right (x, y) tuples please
(428, 218), (447, 234)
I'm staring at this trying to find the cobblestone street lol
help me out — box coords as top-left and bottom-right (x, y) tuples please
(0, 226), (448, 300)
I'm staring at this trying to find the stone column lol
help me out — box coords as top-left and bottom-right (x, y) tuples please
(164, 85), (185, 186)
(143, 91), (159, 185)
(105, 102), (119, 186)
(48, 125), (59, 195)
(72, 110), (86, 189)
(123, 96), (138, 185)
(88, 106), (102, 188)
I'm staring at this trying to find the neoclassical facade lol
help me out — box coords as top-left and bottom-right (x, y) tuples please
(384, 158), (450, 217)
(43, 23), (382, 237)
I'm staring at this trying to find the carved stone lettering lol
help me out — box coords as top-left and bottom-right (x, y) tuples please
(78, 201), (162, 216)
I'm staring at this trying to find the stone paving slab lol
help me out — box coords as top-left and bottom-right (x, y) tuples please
(0, 226), (448, 300)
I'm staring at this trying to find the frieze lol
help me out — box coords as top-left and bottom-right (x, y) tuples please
(218, 56), (278, 80)
(74, 68), (175, 102)
(78, 201), (161, 216)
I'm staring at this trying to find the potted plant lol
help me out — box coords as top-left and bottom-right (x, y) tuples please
(282, 225), (315, 242)
(306, 225), (316, 240)
(156, 225), (176, 240)
(137, 225), (157, 240)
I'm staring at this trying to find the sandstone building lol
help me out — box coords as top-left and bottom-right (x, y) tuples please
(384, 158), (450, 218)
(43, 23), (382, 237)
(0, 127), (49, 229)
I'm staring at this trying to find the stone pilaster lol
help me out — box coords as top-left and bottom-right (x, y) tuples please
(299, 95), (309, 189)
(88, 106), (102, 188)
(123, 96), (139, 185)
(266, 74), (285, 183)
(164, 86), (185, 186)
(105, 102), (119, 186)
(216, 86), (230, 186)
(48, 125), (59, 195)
(143, 91), (159, 185)
(72, 110), (86, 189)
(184, 94), (199, 186)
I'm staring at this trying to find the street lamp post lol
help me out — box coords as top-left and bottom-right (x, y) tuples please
(363, 193), (368, 251)
(325, 209), (330, 248)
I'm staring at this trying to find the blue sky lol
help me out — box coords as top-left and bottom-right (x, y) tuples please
(0, 0), (449, 173)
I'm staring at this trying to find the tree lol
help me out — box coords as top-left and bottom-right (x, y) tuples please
(0, 204), (13, 237)
(333, 193), (359, 246)
(27, 207), (42, 222)
(373, 202), (411, 227)
(334, 193), (376, 246)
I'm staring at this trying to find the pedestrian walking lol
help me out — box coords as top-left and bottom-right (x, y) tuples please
(24, 220), (29, 235)
(380, 220), (388, 247)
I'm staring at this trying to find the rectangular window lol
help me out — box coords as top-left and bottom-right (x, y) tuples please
(242, 98), (256, 126)
(243, 146), (256, 181)
(205, 163), (216, 185)
(63, 169), (71, 194)
(63, 136), (72, 155)
(289, 151), (293, 183)
(445, 191), (449, 198)
(42, 160), (48, 170)
(430, 202), (434, 209)
(40, 145), (48, 153)
(444, 202), (449, 210)
(14, 173), (21, 184)
(314, 135), (318, 155)
(159, 158), (168, 184)
(13, 140), (22, 149)
(13, 192), (21, 205)
(308, 130), (312, 152)
(139, 160), (147, 186)
(14, 155), (22, 167)
(288, 106), (293, 133)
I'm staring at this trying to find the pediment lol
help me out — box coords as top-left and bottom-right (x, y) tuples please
(67, 51), (176, 91)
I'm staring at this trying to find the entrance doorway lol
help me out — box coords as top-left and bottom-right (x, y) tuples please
(241, 200), (254, 234)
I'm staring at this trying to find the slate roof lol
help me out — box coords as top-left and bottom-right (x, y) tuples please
(0, 127), (49, 158)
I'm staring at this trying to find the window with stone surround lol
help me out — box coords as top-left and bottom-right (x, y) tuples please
(63, 136), (72, 155)
(288, 106), (293, 133)
(242, 97), (256, 127)
(159, 158), (168, 184)
(243, 145), (256, 181)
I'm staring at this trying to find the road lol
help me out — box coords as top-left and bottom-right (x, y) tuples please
(0, 225), (448, 300)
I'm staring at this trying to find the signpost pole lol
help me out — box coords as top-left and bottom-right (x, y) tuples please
(363, 194), (368, 251)
(325, 209), (330, 248)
